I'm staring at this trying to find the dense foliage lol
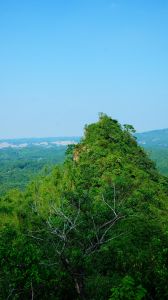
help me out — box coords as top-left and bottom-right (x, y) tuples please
(0, 114), (168, 299)
(0, 146), (66, 195)
(144, 147), (168, 176)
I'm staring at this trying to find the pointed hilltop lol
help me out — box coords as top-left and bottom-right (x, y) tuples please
(1, 114), (168, 300)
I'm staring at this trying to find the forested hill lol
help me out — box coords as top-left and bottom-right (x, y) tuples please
(136, 129), (168, 176)
(0, 114), (168, 299)
(136, 128), (168, 148)
(1, 129), (168, 196)
(0, 137), (80, 195)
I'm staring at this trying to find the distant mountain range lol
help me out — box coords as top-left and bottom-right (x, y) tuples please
(136, 129), (168, 148)
(1, 128), (168, 150)
(0, 137), (80, 150)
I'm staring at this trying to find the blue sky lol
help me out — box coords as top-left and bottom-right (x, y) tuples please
(0, 0), (168, 138)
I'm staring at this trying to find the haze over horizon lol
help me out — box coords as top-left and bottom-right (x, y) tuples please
(1, 126), (168, 141)
(1, 0), (168, 139)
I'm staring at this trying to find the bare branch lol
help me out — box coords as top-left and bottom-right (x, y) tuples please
(52, 206), (74, 226)
(85, 215), (125, 255)
(100, 216), (122, 243)
(91, 215), (99, 243)
(6, 288), (15, 300)
(26, 235), (44, 241)
(113, 183), (116, 212)
(101, 194), (117, 217)
(99, 215), (123, 230)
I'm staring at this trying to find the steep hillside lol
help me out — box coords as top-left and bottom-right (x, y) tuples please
(0, 114), (168, 300)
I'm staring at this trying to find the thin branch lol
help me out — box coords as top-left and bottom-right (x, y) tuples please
(85, 215), (125, 255)
(113, 183), (116, 212)
(101, 194), (117, 217)
(99, 215), (123, 230)
(100, 217), (121, 243)
(6, 288), (15, 300)
(52, 206), (74, 226)
(91, 215), (99, 243)
(26, 235), (44, 241)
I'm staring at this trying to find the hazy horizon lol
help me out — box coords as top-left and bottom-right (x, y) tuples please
(1, 0), (168, 138)
(1, 124), (168, 141)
